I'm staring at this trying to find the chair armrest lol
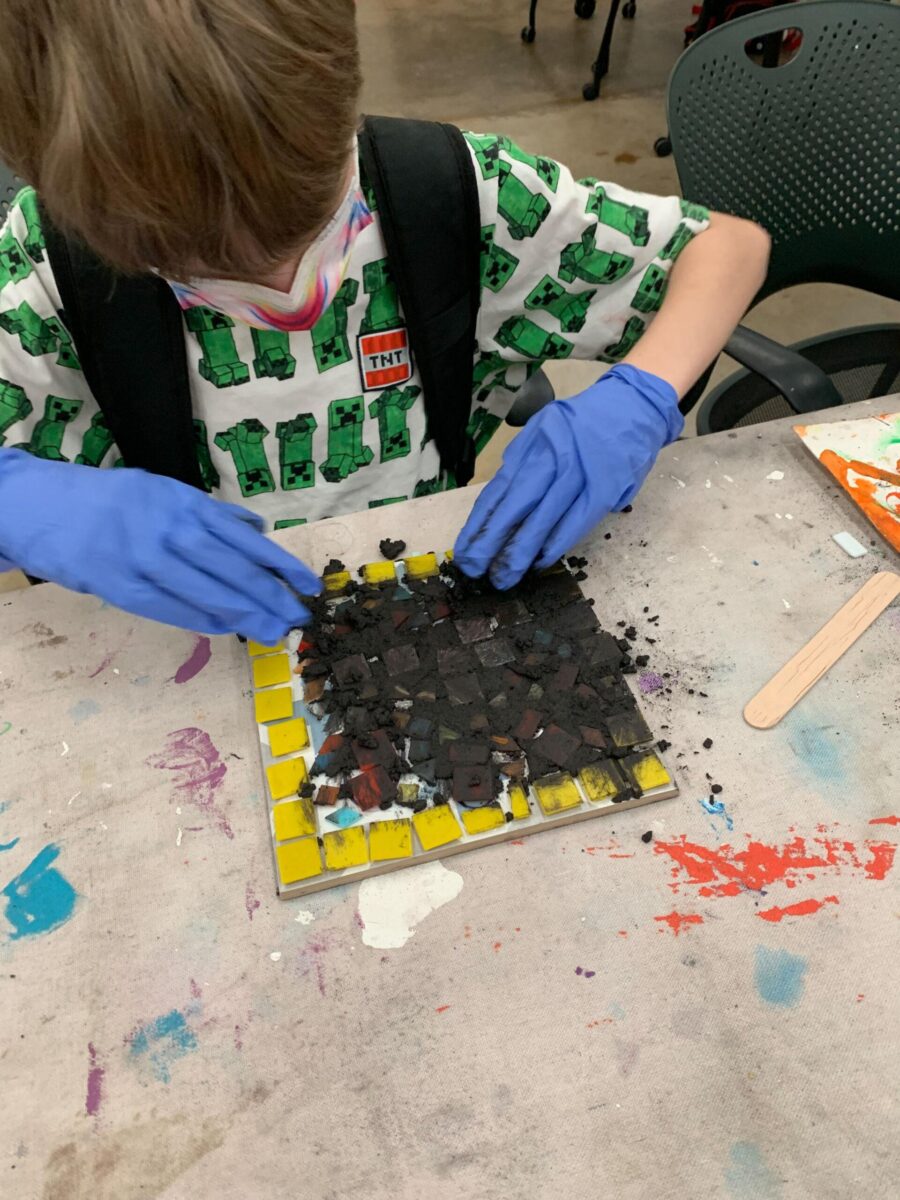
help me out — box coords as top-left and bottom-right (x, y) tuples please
(724, 325), (843, 414)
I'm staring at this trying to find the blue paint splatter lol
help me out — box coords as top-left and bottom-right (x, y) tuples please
(131, 675), (151, 687)
(69, 698), (101, 724)
(1, 844), (78, 940)
(784, 712), (847, 791)
(128, 1007), (199, 1084)
(608, 1001), (626, 1021)
(725, 1141), (783, 1199)
(699, 795), (734, 831)
(0, 836), (20, 853)
(754, 945), (807, 1007)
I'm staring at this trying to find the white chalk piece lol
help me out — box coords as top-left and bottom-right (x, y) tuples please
(744, 572), (900, 729)
(832, 531), (868, 558)
(766, 470), (785, 481)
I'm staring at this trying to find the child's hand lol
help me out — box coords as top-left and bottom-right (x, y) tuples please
(454, 364), (683, 589)
(0, 450), (320, 643)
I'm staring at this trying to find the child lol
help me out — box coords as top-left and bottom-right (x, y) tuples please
(0, 0), (768, 645)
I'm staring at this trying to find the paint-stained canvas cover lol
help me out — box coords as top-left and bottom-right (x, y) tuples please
(795, 413), (900, 553)
(248, 553), (678, 899)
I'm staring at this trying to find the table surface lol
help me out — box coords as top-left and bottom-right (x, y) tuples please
(2, 399), (898, 1200)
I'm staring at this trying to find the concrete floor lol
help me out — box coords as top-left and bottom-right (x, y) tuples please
(358, 0), (899, 480)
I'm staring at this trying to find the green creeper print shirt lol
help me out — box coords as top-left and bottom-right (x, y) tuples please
(0, 135), (709, 528)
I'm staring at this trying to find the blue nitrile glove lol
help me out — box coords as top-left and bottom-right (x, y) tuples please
(0, 449), (320, 642)
(454, 363), (683, 589)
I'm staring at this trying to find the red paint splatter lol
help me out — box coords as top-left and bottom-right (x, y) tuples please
(587, 1018), (614, 1028)
(244, 883), (260, 922)
(353, 910), (365, 930)
(757, 895), (839, 922)
(189, 978), (202, 1000)
(510, 840), (525, 846)
(585, 838), (634, 859)
(654, 911), (704, 936)
(869, 815), (900, 826)
(492, 941), (502, 952)
(85, 1043), (104, 1117)
(172, 635), (212, 685)
(435, 1005), (451, 1014)
(617, 930), (629, 938)
(856, 994), (865, 1003)
(655, 834), (896, 897)
(233, 1024), (243, 1051)
(145, 728), (233, 839)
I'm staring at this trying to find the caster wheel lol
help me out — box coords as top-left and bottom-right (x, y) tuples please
(654, 136), (672, 157)
(521, 25), (536, 43)
(575, 0), (596, 18)
(582, 81), (600, 101)
(622, 1), (636, 18)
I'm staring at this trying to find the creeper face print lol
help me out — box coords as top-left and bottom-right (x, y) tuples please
(193, 419), (220, 492)
(479, 226), (520, 293)
(311, 277), (359, 374)
(524, 275), (597, 334)
(319, 396), (373, 484)
(16, 187), (45, 263)
(17, 394), (82, 460)
(680, 199), (709, 223)
(214, 418), (275, 497)
(498, 136), (560, 192)
(184, 306), (250, 389)
(0, 302), (80, 369)
(497, 161), (551, 241)
(359, 260), (401, 335)
(275, 413), (318, 491)
(494, 316), (573, 361)
(368, 495), (407, 508)
(599, 315), (647, 361)
(413, 475), (449, 498)
(368, 384), (420, 462)
(251, 329), (296, 381)
(585, 185), (651, 247)
(0, 228), (33, 290)
(466, 133), (502, 181)
(75, 412), (115, 467)
(659, 223), (696, 261)
(632, 264), (669, 314)
(466, 407), (503, 455)
(559, 228), (634, 286)
(0, 378), (32, 445)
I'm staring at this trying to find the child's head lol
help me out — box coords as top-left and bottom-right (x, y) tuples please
(0, 0), (360, 280)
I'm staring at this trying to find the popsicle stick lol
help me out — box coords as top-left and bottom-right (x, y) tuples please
(744, 572), (900, 729)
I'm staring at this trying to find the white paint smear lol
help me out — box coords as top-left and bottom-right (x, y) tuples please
(269, 951), (282, 962)
(766, 470), (784, 481)
(670, 475), (686, 488)
(294, 909), (315, 925)
(358, 861), (464, 949)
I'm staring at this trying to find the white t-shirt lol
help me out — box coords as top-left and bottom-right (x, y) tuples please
(0, 132), (709, 528)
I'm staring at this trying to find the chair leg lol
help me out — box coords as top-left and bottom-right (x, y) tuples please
(521, 0), (539, 43)
(582, 0), (622, 101)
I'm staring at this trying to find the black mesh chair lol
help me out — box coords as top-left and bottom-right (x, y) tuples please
(668, 0), (900, 433)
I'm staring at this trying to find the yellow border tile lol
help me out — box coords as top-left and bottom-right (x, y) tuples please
(627, 752), (672, 794)
(509, 785), (531, 820)
(461, 804), (505, 834)
(413, 805), (462, 851)
(253, 653), (292, 689)
(254, 687), (294, 724)
(248, 639), (285, 657)
(266, 757), (308, 801)
(277, 837), (322, 885)
(363, 561), (397, 585)
(268, 717), (309, 757)
(369, 819), (413, 862)
(323, 826), (368, 871)
(403, 552), (439, 579)
(324, 570), (351, 593)
(272, 797), (316, 842)
(534, 773), (582, 816)
(580, 761), (626, 803)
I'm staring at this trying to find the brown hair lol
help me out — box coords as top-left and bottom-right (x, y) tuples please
(0, 0), (361, 277)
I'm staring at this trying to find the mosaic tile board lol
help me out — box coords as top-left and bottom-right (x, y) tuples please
(249, 553), (679, 899)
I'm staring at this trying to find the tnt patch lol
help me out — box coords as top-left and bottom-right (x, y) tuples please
(358, 327), (413, 391)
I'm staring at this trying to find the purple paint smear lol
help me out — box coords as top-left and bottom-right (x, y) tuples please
(145, 727), (233, 839)
(245, 883), (260, 922)
(638, 671), (664, 694)
(85, 1042), (104, 1116)
(173, 636), (212, 685)
(575, 966), (596, 979)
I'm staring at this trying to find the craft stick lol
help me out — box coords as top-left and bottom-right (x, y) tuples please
(744, 572), (900, 729)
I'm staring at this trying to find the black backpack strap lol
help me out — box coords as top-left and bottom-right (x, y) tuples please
(41, 208), (204, 489)
(359, 116), (481, 485)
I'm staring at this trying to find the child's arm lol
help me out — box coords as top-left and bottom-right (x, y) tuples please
(622, 211), (769, 396)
